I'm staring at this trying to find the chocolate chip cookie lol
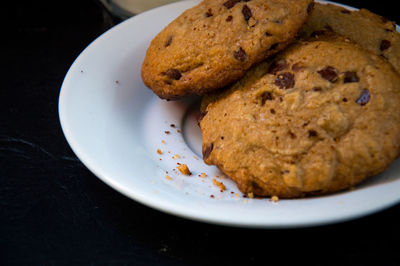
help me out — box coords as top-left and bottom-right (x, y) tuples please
(300, 2), (400, 74)
(142, 0), (314, 100)
(200, 36), (400, 198)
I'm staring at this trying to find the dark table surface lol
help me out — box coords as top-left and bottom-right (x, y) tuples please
(2, 0), (400, 265)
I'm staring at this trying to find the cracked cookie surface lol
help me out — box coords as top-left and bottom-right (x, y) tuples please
(142, 0), (313, 100)
(200, 37), (400, 198)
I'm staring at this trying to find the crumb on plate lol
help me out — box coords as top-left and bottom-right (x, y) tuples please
(212, 178), (226, 191)
(177, 164), (191, 175)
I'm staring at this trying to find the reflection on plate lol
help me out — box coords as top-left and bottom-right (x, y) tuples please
(59, 0), (400, 228)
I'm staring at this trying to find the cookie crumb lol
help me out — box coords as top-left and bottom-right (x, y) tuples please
(271, 195), (279, 202)
(164, 131), (170, 134)
(235, 193), (240, 198)
(210, 195), (215, 198)
(175, 154), (181, 159)
(165, 175), (172, 181)
(177, 164), (191, 175)
(199, 173), (208, 178)
(212, 178), (226, 191)
(157, 149), (163, 155)
(248, 192), (254, 198)
(161, 140), (166, 144)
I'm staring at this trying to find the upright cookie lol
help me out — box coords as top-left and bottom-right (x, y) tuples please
(300, 3), (400, 74)
(142, 0), (314, 100)
(200, 36), (400, 198)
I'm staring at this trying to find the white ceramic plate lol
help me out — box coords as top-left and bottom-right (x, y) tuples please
(59, 0), (400, 228)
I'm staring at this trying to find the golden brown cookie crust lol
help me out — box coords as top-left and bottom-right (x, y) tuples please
(142, 0), (314, 100)
(200, 37), (400, 198)
(300, 3), (400, 74)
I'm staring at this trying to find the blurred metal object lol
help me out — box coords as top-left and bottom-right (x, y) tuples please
(99, 0), (183, 19)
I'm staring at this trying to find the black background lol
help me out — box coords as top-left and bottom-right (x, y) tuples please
(1, 0), (400, 265)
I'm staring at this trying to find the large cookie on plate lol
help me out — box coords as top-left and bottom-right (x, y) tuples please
(142, 0), (314, 100)
(199, 36), (400, 198)
(300, 2), (400, 74)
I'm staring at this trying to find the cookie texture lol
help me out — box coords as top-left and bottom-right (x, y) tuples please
(300, 3), (400, 74)
(142, 0), (314, 100)
(200, 37), (400, 198)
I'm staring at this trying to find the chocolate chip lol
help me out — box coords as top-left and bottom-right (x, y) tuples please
(344, 71), (359, 83)
(275, 72), (295, 89)
(270, 109), (276, 114)
(340, 9), (351, 14)
(288, 131), (296, 139)
(261, 92), (274, 105)
(307, 2), (315, 14)
(205, 8), (213, 17)
(202, 143), (214, 160)
(234, 47), (248, 62)
(165, 69), (182, 80)
(308, 130), (318, 137)
(342, 98), (348, 102)
(356, 89), (370, 106)
(223, 0), (240, 9)
(318, 66), (338, 83)
(242, 5), (252, 22)
(165, 36), (173, 47)
(380, 40), (391, 51)
(226, 15), (233, 22)
(268, 59), (287, 75)
(312, 87), (322, 92)
(265, 31), (272, 37)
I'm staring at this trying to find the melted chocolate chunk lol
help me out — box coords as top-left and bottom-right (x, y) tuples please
(242, 5), (252, 22)
(275, 72), (295, 89)
(308, 130), (318, 137)
(165, 69), (182, 80)
(344, 71), (359, 83)
(318, 66), (338, 82)
(202, 143), (214, 160)
(356, 89), (370, 106)
(205, 8), (213, 17)
(380, 39), (391, 51)
(234, 47), (248, 62)
(307, 2), (315, 14)
(268, 59), (287, 74)
(261, 92), (274, 105)
(226, 15), (233, 22)
(223, 0), (241, 9)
